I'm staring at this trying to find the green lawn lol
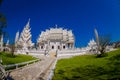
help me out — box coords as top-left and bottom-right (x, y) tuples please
(0, 52), (37, 65)
(53, 48), (120, 80)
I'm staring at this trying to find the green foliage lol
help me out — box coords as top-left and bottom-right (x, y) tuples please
(0, 52), (37, 65)
(53, 49), (120, 80)
(0, 13), (7, 37)
(0, 0), (2, 5)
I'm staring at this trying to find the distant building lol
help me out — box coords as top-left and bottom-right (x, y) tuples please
(87, 39), (97, 53)
(0, 35), (10, 52)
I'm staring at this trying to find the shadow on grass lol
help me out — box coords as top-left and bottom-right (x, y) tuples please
(57, 65), (120, 80)
(96, 53), (108, 58)
(56, 61), (120, 80)
(5, 53), (17, 58)
(0, 52), (17, 58)
(53, 50), (120, 80)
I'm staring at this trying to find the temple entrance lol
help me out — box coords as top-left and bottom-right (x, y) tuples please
(41, 46), (44, 49)
(49, 50), (57, 58)
(68, 43), (70, 48)
(52, 46), (54, 49)
(63, 45), (65, 49)
(58, 46), (60, 49)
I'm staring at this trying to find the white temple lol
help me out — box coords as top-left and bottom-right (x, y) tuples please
(15, 19), (113, 56)
(37, 25), (75, 51)
(14, 19), (76, 55)
(15, 19), (103, 57)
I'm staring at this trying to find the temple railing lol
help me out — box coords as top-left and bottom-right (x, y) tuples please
(3, 59), (40, 70)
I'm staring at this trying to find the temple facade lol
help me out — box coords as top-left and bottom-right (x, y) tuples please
(15, 19), (75, 55)
(37, 26), (75, 51)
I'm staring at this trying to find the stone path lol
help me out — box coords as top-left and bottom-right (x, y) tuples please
(9, 56), (55, 80)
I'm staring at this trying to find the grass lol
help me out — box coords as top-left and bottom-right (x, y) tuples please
(0, 52), (37, 65)
(53, 48), (120, 80)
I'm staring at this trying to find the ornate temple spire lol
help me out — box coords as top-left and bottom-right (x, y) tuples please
(25, 18), (30, 29)
(1, 34), (3, 43)
(94, 28), (99, 49)
(15, 31), (19, 47)
(18, 19), (34, 49)
(6, 39), (9, 46)
(55, 24), (58, 28)
(0, 34), (3, 48)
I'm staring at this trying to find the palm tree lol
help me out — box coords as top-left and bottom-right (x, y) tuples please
(0, 1), (7, 79)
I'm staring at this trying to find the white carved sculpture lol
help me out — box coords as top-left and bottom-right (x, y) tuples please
(15, 31), (19, 47)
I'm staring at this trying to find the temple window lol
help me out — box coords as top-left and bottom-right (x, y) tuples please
(41, 46), (43, 49)
(52, 46), (54, 49)
(63, 46), (65, 49)
(58, 46), (60, 49)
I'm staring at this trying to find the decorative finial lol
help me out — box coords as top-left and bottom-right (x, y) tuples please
(55, 24), (58, 28)
(27, 18), (30, 25)
(28, 18), (30, 23)
(17, 30), (19, 33)
(25, 18), (30, 28)
(6, 39), (9, 46)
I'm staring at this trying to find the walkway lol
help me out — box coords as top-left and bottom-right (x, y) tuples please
(9, 56), (56, 80)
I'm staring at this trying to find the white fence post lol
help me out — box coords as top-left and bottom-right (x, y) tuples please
(16, 64), (18, 69)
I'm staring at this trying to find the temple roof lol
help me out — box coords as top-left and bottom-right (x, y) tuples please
(37, 27), (75, 43)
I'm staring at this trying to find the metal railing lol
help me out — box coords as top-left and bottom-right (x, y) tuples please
(3, 59), (40, 70)
(0, 64), (6, 79)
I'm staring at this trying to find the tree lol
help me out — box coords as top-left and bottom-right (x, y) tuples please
(0, 12), (7, 39)
(0, 13), (7, 36)
(0, 1), (7, 79)
(98, 35), (111, 56)
(0, 0), (2, 5)
(9, 43), (15, 56)
(0, 0), (8, 41)
(94, 29), (111, 57)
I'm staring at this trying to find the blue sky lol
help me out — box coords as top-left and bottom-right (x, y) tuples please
(0, 0), (120, 47)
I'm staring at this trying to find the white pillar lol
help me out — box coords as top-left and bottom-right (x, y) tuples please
(44, 44), (47, 50)
(55, 42), (57, 50)
(70, 43), (72, 49)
